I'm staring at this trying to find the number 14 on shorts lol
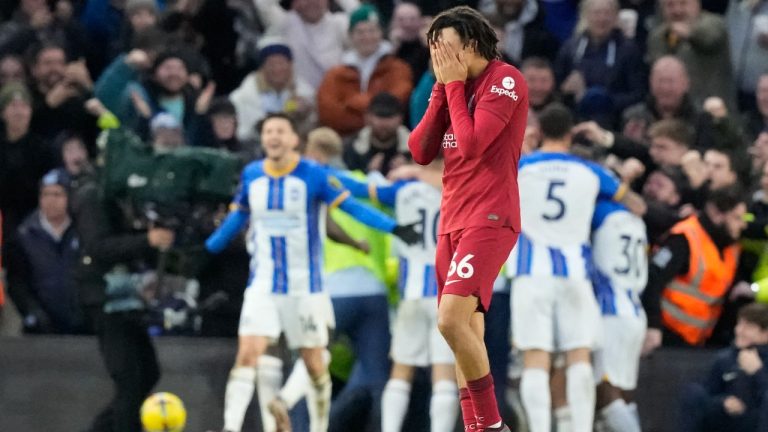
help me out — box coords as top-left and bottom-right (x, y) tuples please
(446, 253), (475, 284)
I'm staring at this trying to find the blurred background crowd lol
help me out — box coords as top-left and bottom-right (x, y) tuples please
(1, 0), (768, 430)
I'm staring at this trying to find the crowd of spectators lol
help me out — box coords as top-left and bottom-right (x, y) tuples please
(1, 0), (768, 349)
(1, 0), (768, 428)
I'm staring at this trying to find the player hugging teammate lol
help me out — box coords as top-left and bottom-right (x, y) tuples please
(507, 103), (647, 432)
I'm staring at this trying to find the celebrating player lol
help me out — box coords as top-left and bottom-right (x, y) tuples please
(508, 103), (645, 432)
(408, 6), (528, 431)
(591, 199), (648, 432)
(205, 113), (418, 432)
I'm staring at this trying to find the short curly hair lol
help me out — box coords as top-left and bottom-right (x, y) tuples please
(426, 6), (500, 61)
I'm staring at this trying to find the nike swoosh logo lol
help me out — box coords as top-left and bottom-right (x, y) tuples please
(723, 372), (738, 381)
(445, 280), (461, 285)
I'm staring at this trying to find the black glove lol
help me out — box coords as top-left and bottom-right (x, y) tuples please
(392, 223), (421, 245)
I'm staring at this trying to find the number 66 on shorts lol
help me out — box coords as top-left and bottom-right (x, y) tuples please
(436, 226), (519, 312)
(448, 252), (475, 279)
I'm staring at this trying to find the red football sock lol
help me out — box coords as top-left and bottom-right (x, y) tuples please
(459, 387), (478, 430)
(467, 373), (501, 429)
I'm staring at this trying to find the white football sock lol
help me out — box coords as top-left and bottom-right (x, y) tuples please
(382, 379), (411, 432)
(627, 402), (640, 426)
(554, 406), (573, 432)
(280, 358), (310, 409)
(600, 399), (641, 432)
(307, 371), (332, 432)
(430, 380), (459, 432)
(520, 368), (551, 432)
(256, 356), (283, 432)
(280, 350), (330, 410)
(566, 363), (596, 432)
(223, 366), (257, 432)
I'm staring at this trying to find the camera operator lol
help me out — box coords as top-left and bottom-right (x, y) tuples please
(73, 170), (174, 432)
(72, 115), (180, 432)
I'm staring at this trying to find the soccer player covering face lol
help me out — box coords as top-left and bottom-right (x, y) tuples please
(408, 6), (528, 432)
(205, 114), (419, 432)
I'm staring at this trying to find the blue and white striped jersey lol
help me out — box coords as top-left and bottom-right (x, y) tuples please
(507, 152), (624, 280)
(591, 200), (648, 317)
(392, 182), (441, 300)
(206, 157), (397, 296)
(355, 179), (442, 300)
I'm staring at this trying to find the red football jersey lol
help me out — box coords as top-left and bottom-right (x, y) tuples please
(409, 59), (528, 234)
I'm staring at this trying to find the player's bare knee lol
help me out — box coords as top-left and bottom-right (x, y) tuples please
(235, 348), (260, 367)
(439, 295), (482, 345)
(432, 363), (456, 383)
(390, 363), (415, 382)
(300, 347), (327, 378)
(523, 349), (551, 370)
(235, 336), (266, 367)
(436, 313), (464, 343)
(565, 347), (591, 366)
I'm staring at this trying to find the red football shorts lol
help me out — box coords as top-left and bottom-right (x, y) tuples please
(435, 226), (519, 313)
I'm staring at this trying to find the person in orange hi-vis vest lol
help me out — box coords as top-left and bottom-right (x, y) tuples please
(641, 186), (747, 353)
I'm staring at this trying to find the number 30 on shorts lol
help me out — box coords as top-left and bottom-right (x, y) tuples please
(448, 253), (475, 279)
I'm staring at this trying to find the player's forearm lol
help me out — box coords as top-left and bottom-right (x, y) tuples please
(338, 197), (397, 233)
(408, 84), (447, 165)
(205, 209), (248, 254)
(326, 214), (364, 250)
(620, 190), (647, 216)
(445, 82), (507, 160)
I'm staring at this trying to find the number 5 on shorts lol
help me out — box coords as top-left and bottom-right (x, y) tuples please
(448, 253), (475, 279)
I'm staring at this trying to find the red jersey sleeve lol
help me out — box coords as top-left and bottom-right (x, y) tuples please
(444, 67), (527, 160)
(407, 83), (448, 165)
